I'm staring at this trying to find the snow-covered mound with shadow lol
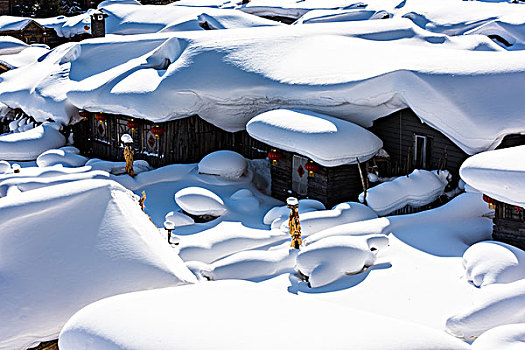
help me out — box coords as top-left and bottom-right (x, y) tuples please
(0, 179), (196, 350)
(446, 278), (525, 340)
(1, 17), (525, 154)
(0, 122), (65, 161)
(460, 145), (525, 208)
(58, 280), (471, 350)
(471, 323), (525, 350)
(463, 241), (525, 287)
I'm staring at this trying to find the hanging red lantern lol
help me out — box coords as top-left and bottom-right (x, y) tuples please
(151, 125), (165, 139)
(482, 194), (497, 210)
(79, 110), (90, 119)
(95, 113), (107, 124)
(84, 25), (90, 31)
(304, 161), (320, 177)
(268, 149), (282, 165)
(127, 119), (140, 132)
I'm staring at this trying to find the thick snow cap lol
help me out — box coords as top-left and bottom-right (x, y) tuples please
(460, 145), (525, 207)
(0, 179), (196, 350)
(247, 109), (383, 167)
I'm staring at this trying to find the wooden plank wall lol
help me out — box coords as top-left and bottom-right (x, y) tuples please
(369, 109), (468, 182)
(270, 150), (293, 202)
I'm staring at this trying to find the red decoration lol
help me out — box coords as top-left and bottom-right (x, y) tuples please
(151, 126), (165, 139)
(95, 113), (106, 121)
(515, 206), (523, 213)
(267, 149), (282, 165)
(84, 25), (90, 31)
(482, 194), (497, 209)
(79, 110), (90, 118)
(297, 165), (305, 178)
(127, 120), (140, 132)
(304, 161), (320, 177)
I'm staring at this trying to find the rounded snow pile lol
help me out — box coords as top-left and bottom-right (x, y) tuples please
(58, 280), (471, 350)
(198, 150), (247, 178)
(246, 109), (383, 167)
(0, 179), (196, 350)
(164, 211), (195, 227)
(228, 189), (260, 211)
(360, 169), (449, 216)
(471, 323), (525, 350)
(463, 241), (525, 287)
(280, 202), (378, 236)
(263, 199), (325, 226)
(36, 149), (88, 168)
(175, 186), (226, 216)
(0, 122), (66, 161)
(460, 145), (525, 208)
(0, 161), (10, 174)
(296, 234), (389, 288)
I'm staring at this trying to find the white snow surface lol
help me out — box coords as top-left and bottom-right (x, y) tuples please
(460, 145), (525, 207)
(247, 109), (383, 166)
(463, 241), (525, 287)
(296, 234), (389, 287)
(471, 323), (525, 350)
(164, 210), (195, 227)
(295, 8), (391, 24)
(100, 1), (281, 35)
(86, 158), (151, 175)
(0, 122), (66, 161)
(174, 186), (227, 217)
(263, 198), (325, 225)
(446, 278), (525, 340)
(360, 169), (449, 215)
(279, 201), (378, 236)
(0, 14), (92, 38)
(36, 148), (88, 167)
(0, 179), (196, 350)
(58, 280), (471, 350)
(198, 150), (247, 178)
(1, 16), (525, 154)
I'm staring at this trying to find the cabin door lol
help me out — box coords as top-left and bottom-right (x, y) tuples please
(292, 155), (308, 196)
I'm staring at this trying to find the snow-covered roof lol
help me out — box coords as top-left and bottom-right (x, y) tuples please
(460, 145), (525, 207)
(1, 9), (525, 154)
(0, 13), (92, 38)
(0, 45), (49, 70)
(246, 109), (383, 166)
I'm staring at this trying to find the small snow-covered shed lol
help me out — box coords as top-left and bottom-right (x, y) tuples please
(247, 109), (383, 208)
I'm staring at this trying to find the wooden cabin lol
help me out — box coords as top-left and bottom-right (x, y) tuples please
(71, 112), (268, 168)
(485, 195), (525, 250)
(369, 108), (469, 185)
(0, 20), (56, 45)
(265, 148), (367, 209)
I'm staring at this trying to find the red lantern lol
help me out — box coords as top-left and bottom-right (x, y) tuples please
(84, 25), (90, 31)
(482, 194), (497, 209)
(95, 113), (106, 124)
(151, 125), (165, 139)
(268, 149), (282, 165)
(127, 119), (140, 132)
(79, 110), (90, 117)
(304, 161), (320, 177)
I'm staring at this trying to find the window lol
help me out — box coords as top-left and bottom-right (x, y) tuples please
(413, 134), (428, 169)
(116, 118), (140, 149)
(292, 155), (308, 196)
(93, 116), (110, 144)
(141, 124), (161, 156)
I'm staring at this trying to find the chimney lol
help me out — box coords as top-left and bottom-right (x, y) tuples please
(90, 10), (108, 38)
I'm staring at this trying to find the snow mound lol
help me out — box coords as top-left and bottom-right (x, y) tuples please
(471, 323), (525, 350)
(0, 161), (10, 174)
(446, 278), (525, 340)
(0, 122), (65, 161)
(360, 169), (449, 216)
(174, 186), (227, 217)
(295, 8), (391, 24)
(247, 109), (383, 167)
(58, 280), (471, 350)
(263, 198), (325, 226)
(460, 145), (525, 208)
(228, 189), (260, 211)
(0, 179), (196, 350)
(86, 158), (151, 175)
(193, 247), (297, 281)
(296, 234), (389, 288)
(463, 241), (525, 287)
(58, 146), (80, 154)
(280, 202), (378, 236)
(164, 210), (195, 227)
(36, 149), (88, 167)
(198, 150), (247, 178)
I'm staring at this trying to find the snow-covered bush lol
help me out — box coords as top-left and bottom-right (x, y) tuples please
(446, 279), (525, 340)
(463, 241), (525, 287)
(296, 234), (389, 288)
(36, 148), (88, 167)
(198, 150), (247, 178)
(360, 169), (449, 216)
(174, 186), (227, 217)
(0, 179), (196, 350)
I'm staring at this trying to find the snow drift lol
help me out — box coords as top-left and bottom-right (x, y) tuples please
(58, 280), (471, 350)
(0, 179), (196, 350)
(0, 122), (65, 161)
